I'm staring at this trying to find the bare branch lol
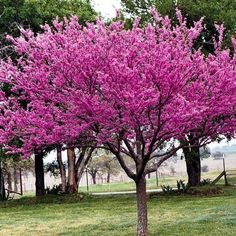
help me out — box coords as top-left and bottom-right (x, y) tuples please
(106, 142), (136, 180)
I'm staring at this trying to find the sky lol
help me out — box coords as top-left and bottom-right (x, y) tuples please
(91, 0), (121, 19)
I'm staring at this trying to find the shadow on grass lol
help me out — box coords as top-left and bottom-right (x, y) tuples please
(0, 192), (137, 209)
(1, 185), (235, 210)
(0, 193), (90, 208)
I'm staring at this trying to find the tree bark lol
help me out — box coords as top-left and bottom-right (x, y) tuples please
(67, 147), (77, 193)
(92, 173), (96, 184)
(35, 152), (45, 196)
(183, 146), (201, 186)
(13, 168), (18, 192)
(56, 146), (66, 192)
(107, 171), (110, 183)
(0, 163), (5, 200)
(76, 162), (86, 188)
(76, 157), (90, 188)
(7, 171), (12, 191)
(136, 176), (148, 236)
(76, 148), (94, 189)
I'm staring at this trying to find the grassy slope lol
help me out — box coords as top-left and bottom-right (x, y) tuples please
(0, 186), (236, 236)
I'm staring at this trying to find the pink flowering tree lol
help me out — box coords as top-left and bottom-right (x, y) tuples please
(0, 9), (235, 236)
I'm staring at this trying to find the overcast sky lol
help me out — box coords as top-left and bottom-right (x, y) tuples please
(92, 0), (121, 19)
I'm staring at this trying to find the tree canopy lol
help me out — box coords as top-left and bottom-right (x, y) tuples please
(0, 8), (235, 236)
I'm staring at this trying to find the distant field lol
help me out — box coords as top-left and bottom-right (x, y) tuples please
(79, 170), (236, 193)
(20, 170), (236, 197)
(0, 185), (236, 236)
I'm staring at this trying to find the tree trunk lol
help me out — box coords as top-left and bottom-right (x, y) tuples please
(76, 159), (90, 188)
(35, 152), (45, 196)
(67, 147), (77, 193)
(136, 176), (148, 236)
(57, 146), (66, 192)
(107, 171), (110, 183)
(75, 149), (94, 189)
(76, 163), (87, 188)
(13, 168), (18, 192)
(0, 163), (5, 200)
(7, 171), (12, 191)
(183, 146), (201, 186)
(92, 173), (96, 184)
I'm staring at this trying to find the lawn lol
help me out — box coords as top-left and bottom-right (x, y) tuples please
(0, 185), (236, 236)
(79, 170), (236, 193)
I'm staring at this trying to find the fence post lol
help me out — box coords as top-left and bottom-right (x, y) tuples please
(19, 168), (23, 195)
(223, 158), (228, 186)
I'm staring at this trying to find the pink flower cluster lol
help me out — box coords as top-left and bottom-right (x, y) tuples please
(0, 10), (235, 161)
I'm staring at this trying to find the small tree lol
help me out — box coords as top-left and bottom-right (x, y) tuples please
(87, 157), (101, 184)
(100, 154), (120, 183)
(212, 151), (224, 160)
(3, 157), (34, 191)
(200, 146), (211, 160)
(170, 166), (176, 176)
(88, 150), (120, 184)
(201, 165), (209, 173)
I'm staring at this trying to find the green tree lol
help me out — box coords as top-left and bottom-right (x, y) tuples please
(97, 151), (120, 183)
(87, 150), (120, 184)
(0, 0), (97, 57)
(3, 157), (34, 192)
(0, 147), (16, 200)
(122, 0), (236, 51)
(87, 156), (101, 185)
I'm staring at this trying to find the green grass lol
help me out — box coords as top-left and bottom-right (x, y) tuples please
(0, 185), (236, 235)
(79, 171), (236, 193)
(79, 174), (187, 193)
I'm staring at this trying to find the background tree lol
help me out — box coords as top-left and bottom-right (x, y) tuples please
(121, 0), (236, 48)
(200, 146), (211, 160)
(0, 0), (97, 56)
(75, 147), (95, 189)
(0, 147), (20, 199)
(87, 150), (120, 184)
(45, 160), (63, 178)
(45, 146), (94, 193)
(87, 157), (100, 185)
(99, 152), (120, 183)
(63, 145), (94, 193)
(3, 157), (34, 192)
(212, 151), (225, 159)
